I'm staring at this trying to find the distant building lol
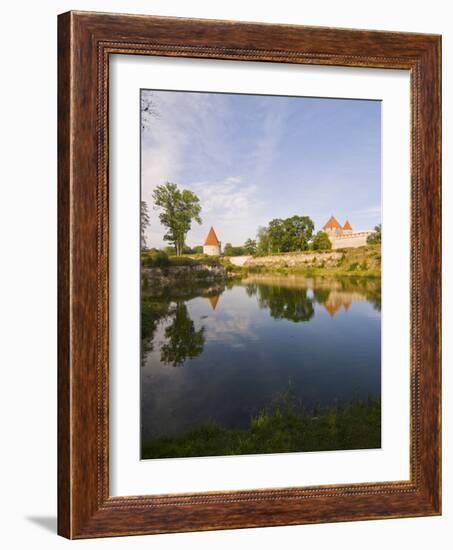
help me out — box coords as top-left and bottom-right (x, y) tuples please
(342, 220), (353, 235)
(322, 216), (372, 249)
(203, 227), (221, 256)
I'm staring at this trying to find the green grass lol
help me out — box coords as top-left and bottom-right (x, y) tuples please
(244, 245), (381, 278)
(246, 265), (380, 278)
(141, 249), (222, 268)
(142, 396), (381, 459)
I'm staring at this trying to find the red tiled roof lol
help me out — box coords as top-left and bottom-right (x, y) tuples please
(343, 220), (352, 230)
(323, 216), (342, 230)
(203, 227), (220, 246)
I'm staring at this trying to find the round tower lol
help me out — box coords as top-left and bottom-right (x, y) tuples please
(342, 220), (353, 235)
(203, 227), (221, 256)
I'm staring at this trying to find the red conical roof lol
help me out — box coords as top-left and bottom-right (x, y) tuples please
(343, 220), (352, 230)
(203, 227), (220, 246)
(324, 302), (341, 317)
(323, 216), (342, 230)
(208, 295), (220, 310)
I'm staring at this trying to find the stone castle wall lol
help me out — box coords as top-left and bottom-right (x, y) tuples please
(330, 231), (372, 249)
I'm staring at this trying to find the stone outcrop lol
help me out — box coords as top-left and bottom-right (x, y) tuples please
(244, 251), (342, 268)
(142, 263), (226, 287)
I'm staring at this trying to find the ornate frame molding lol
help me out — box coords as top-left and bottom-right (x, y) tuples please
(58, 11), (441, 538)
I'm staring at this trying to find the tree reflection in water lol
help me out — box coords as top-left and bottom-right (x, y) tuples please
(254, 284), (315, 323)
(160, 301), (205, 367)
(141, 276), (381, 368)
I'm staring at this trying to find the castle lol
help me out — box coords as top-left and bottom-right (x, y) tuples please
(203, 226), (221, 256)
(322, 216), (372, 249)
(201, 218), (372, 256)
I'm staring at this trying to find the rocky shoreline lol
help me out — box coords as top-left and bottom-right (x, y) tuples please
(142, 263), (226, 287)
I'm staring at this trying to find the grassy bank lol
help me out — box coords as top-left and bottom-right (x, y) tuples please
(141, 246), (381, 279)
(142, 396), (381, 459)
(141, 249), (222, 268)
(248, 265), (381, 278)
(221, 245), (381, 279)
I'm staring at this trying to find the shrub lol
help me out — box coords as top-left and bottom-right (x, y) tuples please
(141, 249), (169, 268)
(348, 262), (359, 271)
(360, 262), (369, 271)
(168, 256), (198, 266)
(337, 253), (346, 267)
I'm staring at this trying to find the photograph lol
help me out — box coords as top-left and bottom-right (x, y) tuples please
(0, 1), (446, 544)
(140, 89), (382, 460)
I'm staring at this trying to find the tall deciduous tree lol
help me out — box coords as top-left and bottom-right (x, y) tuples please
(268, 219), (286, 253)
(268, 216), (314, 252)
(244, 238), (257, 255)
(152, 182), (202, 256)
(256, 226), (270, 255)
(141, 200), (150, 249)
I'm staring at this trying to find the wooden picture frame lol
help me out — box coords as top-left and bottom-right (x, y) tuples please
(58, 10), (441, 539)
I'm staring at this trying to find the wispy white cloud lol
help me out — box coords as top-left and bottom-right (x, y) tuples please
(141, 91), (269, 248)
(186, 176), (266, 246)
(247, 100), (289, 185)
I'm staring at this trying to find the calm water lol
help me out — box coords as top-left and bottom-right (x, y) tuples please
(141, 275), (381, 441)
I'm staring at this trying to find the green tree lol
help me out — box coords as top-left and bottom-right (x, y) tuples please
(223, 243), (233, 256)
(268, 216), (314, 252)
(152, 182), (202, 256)
(256, 226), (270, 255)
(283, 216), (314, 251)
(244, 238), (257, 255)
(141, 200), (150, 249)
(367, 224), (382, 245)
(268, 219), (285, 252)
(312, 230), (332, 250)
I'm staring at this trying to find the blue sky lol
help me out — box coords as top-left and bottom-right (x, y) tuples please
(141, 89), (381, 249)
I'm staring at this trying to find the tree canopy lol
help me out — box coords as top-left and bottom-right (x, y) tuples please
(256, 226), (270, 255)
(367, 224), (382, 245)
(312, 230), (332, 250)
(223, 243), (246, 256)
(267, 216), (314, 253)
(152, 182), (202, 256)
(243, 238), (257, 255)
